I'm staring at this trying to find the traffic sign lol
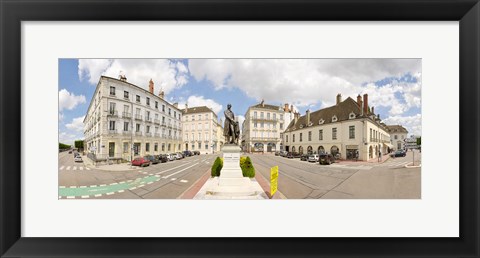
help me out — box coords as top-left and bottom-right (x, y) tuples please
(270, 166), (278, 197)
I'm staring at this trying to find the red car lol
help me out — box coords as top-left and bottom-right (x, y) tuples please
(131, 157), (150, 167)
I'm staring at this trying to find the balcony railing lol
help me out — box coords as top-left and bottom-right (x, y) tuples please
(154, 133), (160, 137)
(135, 131), (142, 136)
(251, 116), (279, 122)
(122, 112), (131, 119)
(107, 110), (118, 117)
(108, 129), (117, 134)
(162, 134), (167, 139)
(135, 114), (143, 121)
(167, 124), (172, 129)
(145, 132), (152, 137)
(154, 119), (160, 124)
(250, 137), (278, 142)
(161, 122), (166, 127)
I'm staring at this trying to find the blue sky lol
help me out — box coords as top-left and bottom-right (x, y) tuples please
(59, 59), (422, 144)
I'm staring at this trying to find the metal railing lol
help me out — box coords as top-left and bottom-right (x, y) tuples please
(135, 131), (142, 136)
(154, 119), (160, 124)
(251, 116), (279, 122)
(108, 110), (118, 117)
(145, 117), (152, 123)
(135, 114), (143, 121)
(122, 112), (131, 119)
(108, 129), (117, 134)
(145, 132), (152, 137)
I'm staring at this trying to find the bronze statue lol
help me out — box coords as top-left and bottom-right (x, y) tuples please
(224, 104), (240, 144)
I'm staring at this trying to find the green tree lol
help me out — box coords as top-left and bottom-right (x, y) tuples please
(59, 143), (71, 150)
(240, 156), (255, 178)
(416, 137), (421, 146)
(74, 140), (84, 150)
(211, 157), (223, 177)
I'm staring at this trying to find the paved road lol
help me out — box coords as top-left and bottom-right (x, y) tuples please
(59, 153), (218, 199)
(250, 150), (421, 199)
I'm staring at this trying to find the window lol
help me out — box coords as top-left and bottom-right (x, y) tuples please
(254, 122), (257, 128)
(395, 135), (398, 140)
(267, 113), (270, 119)
(162, 143), (165, 151)
(136, 108), (141, 115)
(124, 91), (129, 99)
(192, 133), (194, 141)
(254, 111), (257, 118)
(136, 95), (140, 102)
(198, 143), (201, 149)
(332, 128), (337, 140)
(109, 102), (116, 114)
(280, 114), (283, 120)
(205, 133), (209, 141)
(174, 111), (176, 118)
(349, 125), (355, 139)
(401, 135), (404, 139)
(123, 122), (129, 131)
(154, 143), (158, 152)
(261, 122), (264, 128)
(370, 128), (373, 141)
(136, 124), (140, 132)
(199, 123), (202, 130)
(146, 111), (150, 120)
(308, 131), (312, 141)
(198, 114), (201, 120)
(280, 123), (283, 130)
(205, 114), (209, 119)
(185, 134), (189, 140)
(109, 121), (115, 130)
(146, 143), (150, 152)
(261, 112), (264, 118)
(110, 86), (115, 95)
(162, 105), (165, 112)
(273, 113), (276, 120)
(169, 108), (171, 115)
(168, 144), (171, 151)
(319, 129), (323, 140)
(205, 144), (209, 150)
(205, 122), (209, 129)
(146, 97), (150, 106)
(286, 135), (288, 142)
(300, 133), (303, 142)
(198, 133), (202, 141)
(146, 125), (150, 133)
(293, 134), (295, 142)
(123, 143), (128, 153)
(155, 101), (158, 109)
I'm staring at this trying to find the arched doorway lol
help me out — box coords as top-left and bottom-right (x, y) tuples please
(331, 145), (339, 157)
(318, 146), (325, 154)
(254, 142), (264, 152)
(267, 142), (276, 152)
(292, 146), (296, 153)
(369, 146), (373, 158)
(307, 146), (313, 154)
(298, 146), (304, 154)
(280, 143), (283, 151)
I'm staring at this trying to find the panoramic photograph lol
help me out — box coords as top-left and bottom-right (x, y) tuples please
(58, 59), (422, 199)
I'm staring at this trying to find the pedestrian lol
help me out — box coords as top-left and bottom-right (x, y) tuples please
(355, 150), (359, 162)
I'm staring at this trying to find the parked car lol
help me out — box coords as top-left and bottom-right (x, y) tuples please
(132, 157), (150, 167)
(300, 154), (309, 161)
(280, 151), (288, 157)
(175, 152), (184, 159)
(144, 155), (160, 164)
(390, 150), (407, 158)
(286, 152), (294, 158)
(308, 154), (319, 162)
(193, 151), (200, 155)
(74, 155), (83, 162)
(166, 154), (175, 161)
(319, 153), (335, 165)
(68, 150), (72, 154)
(183, 150), (193, 157)
(293, 152), (302, 158)
(157, 154), (168, 163)
(275, 151), (280, 156)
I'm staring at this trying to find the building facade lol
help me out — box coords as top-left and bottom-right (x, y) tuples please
(386, 125), (409, 150)
(241, 100), (295, 153)
(283, 94), (392, 161)
(182, 106), (225, 154)
(83, 76), (183, 161)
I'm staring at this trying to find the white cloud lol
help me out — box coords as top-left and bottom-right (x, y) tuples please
(78, 59), (189, 95)
(383, 114), (422, 137)
(180, 95), (223, 115)
(59, 89), (86, 111)
(59, 112), (64, 122)
(237, 115), (245, 131)
(59, 131), (82, 145)
(189, 59), (421, 109)
(65, 116), (85, 132)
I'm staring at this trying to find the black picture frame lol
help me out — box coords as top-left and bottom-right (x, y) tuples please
(1, 0), (479, 257)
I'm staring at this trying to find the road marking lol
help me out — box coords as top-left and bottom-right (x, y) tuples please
(129, 187), (137, 190)
(66, 196), (75, 199)
(163, 163), (199, 179)
(180, 180), (188, 183)
(147, 182), (153, 185)
(81, 195), (89, 199)
(66, 166), (71, 170)
(111, 183), (118, 185)
(73, 166), (77, 170)
(86, 167), (91, 170)
(106, 192), (114, 195)
(138, 184), (145, 188)
(69, 186), (77, 188)
(100, 184), (106, 187)
(154, 161), (194, 175)
(60, 166), (65, 170)
(95, 194), (102, 197)
(80, 186), (87, 188)
(59, 186), (66, 188)
(118, 190), (124, 193)
(170, 178), (176, 181)
(79, 167), (84, 171)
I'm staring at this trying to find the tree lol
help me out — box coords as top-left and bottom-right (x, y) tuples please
(74, 140), (84, 150)
(59, 143), (71, 150)
(416, 137), (421, 146)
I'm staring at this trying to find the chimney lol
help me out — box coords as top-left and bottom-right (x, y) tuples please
(261, 99), (265, 107)
(284, 103), (289, 112)
(173, 102), (178, 108)
(371, 106), (375, 115)
(148, 79), (154, 94)
(306, 110), (311, 126)
(294, 112), (300, 124)
(357, 95), (364, 116)
(290, 105), (294, 113)
(363, 94), (368, 115)
(336, 93), (342, 105)
(184, 103), (188, 113)
(159, 89), (164, 99)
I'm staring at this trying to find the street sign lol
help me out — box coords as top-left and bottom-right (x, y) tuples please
(270, 166), (278, 197)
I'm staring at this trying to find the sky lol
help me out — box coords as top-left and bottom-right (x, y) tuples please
(59, 59), (422, 145)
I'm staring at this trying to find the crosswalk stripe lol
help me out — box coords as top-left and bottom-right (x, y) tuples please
(73, 166), (77, 170)
(86, 167), (91, 170)
(80, 167), (84, 170)
(66, 166), (71, 170)
(60, 166), (65, 170)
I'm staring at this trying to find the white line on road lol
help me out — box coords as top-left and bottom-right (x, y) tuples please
(180, 180), (188, 183)
(66, 166), (71, 170)
(154, 161), (194, 175)
(79, 167), (84, 170)
(170, 178), (176, 181)
(86, 167), (91, 170)
(95, 194), (102, 197)
(73, 166), (77, 170)
(60, 166), (65, 170)
(163, 163), (199, 179)
(81, 195), (89, 198)
(106, 192), (114, 195)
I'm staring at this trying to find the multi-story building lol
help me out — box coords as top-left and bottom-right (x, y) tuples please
(241, 100), (295, 153)
(283, 94), (392, 161)
(83, 76), (183, 162)
(182, 105), (225, 154)
(386, 125), (409, 150)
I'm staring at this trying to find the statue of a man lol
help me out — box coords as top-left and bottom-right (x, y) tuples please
(224, 104), (239, 144)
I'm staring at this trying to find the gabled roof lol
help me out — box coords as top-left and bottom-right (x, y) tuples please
(251, 103), (281, 111)
(285, 97), (368, 131)
(386, 125), (408, 134)
(182, 106), (215, 115)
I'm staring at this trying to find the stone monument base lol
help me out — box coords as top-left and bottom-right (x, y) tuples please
(193, 144), (268, 199)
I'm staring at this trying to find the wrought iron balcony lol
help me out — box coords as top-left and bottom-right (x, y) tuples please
(154, 119), (160, 124)
(107, 110), (118, 117)
(122, 112), (131, 119)
(135, 114), (143, 121)
(145, 132), (152, 137)
(135, 131), (142, 136)
(145, 117), (152, 123)
(108, 129), (117, 134)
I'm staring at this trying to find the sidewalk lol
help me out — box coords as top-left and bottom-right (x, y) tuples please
(335, 154), (391, 165)
(82, 154), (138, 171)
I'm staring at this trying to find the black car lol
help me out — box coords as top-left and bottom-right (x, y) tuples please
(156, 154), (169, 163)
(286, 152), (294, 158)
(144, 155), (160, 164)
(300, 154), (309, 161)
(183, 150), (193, 157)
(319, 153), (335, 165)
(193, 151), (200, 155)
(390, 150), (406, 158)
(275, 151), (280, 156)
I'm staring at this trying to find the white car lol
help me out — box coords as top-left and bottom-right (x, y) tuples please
(308, 154), (319, 162)
(168, 154), (176, 161)
(74, 155), (83, 162)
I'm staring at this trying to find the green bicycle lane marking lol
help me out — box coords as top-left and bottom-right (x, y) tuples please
(59, 175), (160, 197)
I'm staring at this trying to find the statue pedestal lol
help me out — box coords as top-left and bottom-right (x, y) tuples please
(194, 144), (268, 199)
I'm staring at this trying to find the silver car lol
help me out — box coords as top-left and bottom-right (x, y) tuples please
(308, 154), (319, 162)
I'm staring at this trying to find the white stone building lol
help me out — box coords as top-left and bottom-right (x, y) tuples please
(283, 94), (392, 161)
(386, 125), (409, 150)
(241, 100), (295, 153)
(83, 76), (183, 162)
(182, 106), (225, 154)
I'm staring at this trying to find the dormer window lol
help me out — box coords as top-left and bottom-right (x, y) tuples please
(308, 122), (313, 126)
(299, 124), (304, 129)
(349, 112), (356, 119)
(318, 119), (324, 125)
(332, 115), (338, 122)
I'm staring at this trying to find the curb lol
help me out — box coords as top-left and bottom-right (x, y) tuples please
(178, 168), (211, 199)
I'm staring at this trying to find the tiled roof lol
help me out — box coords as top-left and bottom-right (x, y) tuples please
(251, 103), (281, 111)
(182, 106), (215, 114)
(386, 125), (408, 134)
(285, 97), (373, 131)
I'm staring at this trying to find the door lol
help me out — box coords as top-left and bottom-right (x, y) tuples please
(108, 142), (115, 158)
